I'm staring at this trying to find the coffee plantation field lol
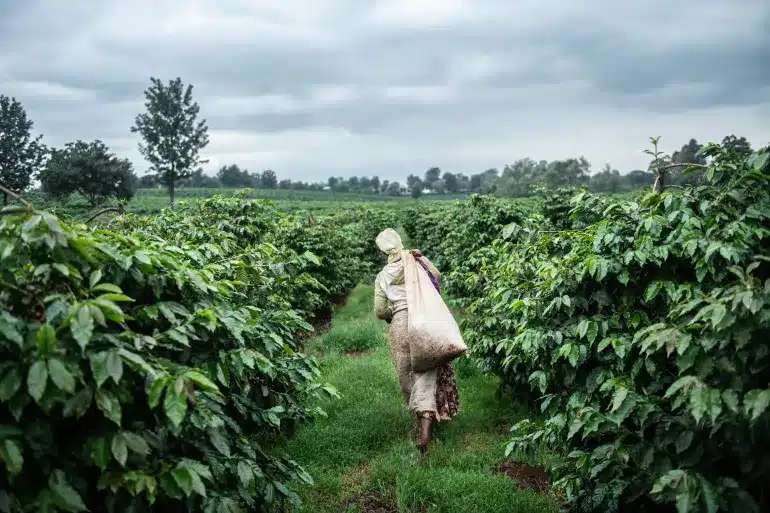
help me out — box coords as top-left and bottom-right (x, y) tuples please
(2, 140), (769, 513)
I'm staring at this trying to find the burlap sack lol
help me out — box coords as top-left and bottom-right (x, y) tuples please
(402, 251), (467, 372)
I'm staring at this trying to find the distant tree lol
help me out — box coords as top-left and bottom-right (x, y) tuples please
(359, 177), (371, 192)
(479, 168), (499, 193)
(380, 180), (389, 193)
(0, 95), (47, 204)
(721, 135), (752, 159)
(424, 167), (441, 184)
(443, 172), (458, 193)
(39, 140), (136, 206)
(327, 176), (339, 189)
(138, 174), (158, 188)
(217, 164), (247, 187)
(131, 77), (209, 207)
(670, 138), (707, 185)
(589, 163), (623, 194)
(626, 169), (655, 188)
(406, 174), (421, 191)
(431, 180), (446, 194)
(261, 169), (277, 189)
(278, 178), (292, 189)
(410, 178), (423, 199)
(348, 176), (360, 190)
(371, 176), (381, 193)
(182, 168), (219, 188)
(386, 181), (401, 196)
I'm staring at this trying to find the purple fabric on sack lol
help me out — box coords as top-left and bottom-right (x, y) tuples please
(416, 257), (440, 292)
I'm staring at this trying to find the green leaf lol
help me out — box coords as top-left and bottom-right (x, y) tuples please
(697, 474), (719, 513)
(111, 433), (128, 466)
(106, 351), (123, 384)
(27, 360), (49, 402)
(675, 431), (694, 454)
(70, 305), (94, 350)
(171, 468), (194, 497)
(89, 352), (110, 388)
(123, 432), (150, 456)
(148, 377), (168, 408)
(611, 388), (629, 413)
(91, 283), (122, 294)
(95, 388), (122, 426)
(586, 321), (599, 344)
(36, 324), (57, 354)
(0, 312), (24, 346)
(676, 486), (693, 513)
(63, 386), (93, 419)
(690, 387), (722, 425)
(209, 429), (231, 457)
(577, 320), (588, 339)
(184, 371), (219, 393)
(48, 359), (76, 393)
(90, 437), (111, 469)
(50, 475), (88, 512)
(0, 368), (22, 401)
(97, 293), (134, 303)
(163, 388), (187, 427)
(743, 389), (770, 421)
(237, 461), (254, 487)
(0, 438), (23, 475)
(118, 348), (155, 376)
(89, 269), (103, 288)
(528, 371), (547, 394)
(722, 390), (740, 414)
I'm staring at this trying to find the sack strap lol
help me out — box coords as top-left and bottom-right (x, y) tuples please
(416, 257), (440, 292)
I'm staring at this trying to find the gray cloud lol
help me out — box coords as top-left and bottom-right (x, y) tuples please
(1, 0), (768, 181)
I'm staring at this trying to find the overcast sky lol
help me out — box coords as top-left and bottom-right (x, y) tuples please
(1, 0), (768, 182)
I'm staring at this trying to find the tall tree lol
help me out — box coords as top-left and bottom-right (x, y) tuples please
(131, 77), (209, 207)
(721, 135), (752, 159)
(370, 176), (381, 194)
(39, 140), (136, 206)
(424, 167), (441, 184)
(386, 181), (401, 196)
(442, 172), (459, 193)
(410, 178), (423, 199)
(670, 138), (706, 185)
(0, 95), (47, 204)
(260, 169), (277, 189)
(406, 174), (421, 190)
(217, 164), (247, 187)
(380, 180), (389, 193)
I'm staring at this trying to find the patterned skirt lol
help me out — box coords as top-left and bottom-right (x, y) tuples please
(388, 310), (460, 422)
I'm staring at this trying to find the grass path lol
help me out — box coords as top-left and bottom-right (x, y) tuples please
(276, 285), (557, 513)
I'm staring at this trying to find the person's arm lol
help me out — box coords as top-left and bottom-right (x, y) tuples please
(374, 274), (393, 321)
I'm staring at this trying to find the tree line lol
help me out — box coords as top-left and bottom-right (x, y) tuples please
(0, 77), (758, 208)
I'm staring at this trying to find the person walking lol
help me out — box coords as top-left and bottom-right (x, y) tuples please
(373, 228), (460, 452)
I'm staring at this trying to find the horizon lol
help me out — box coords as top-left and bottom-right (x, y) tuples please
(2, 0), (768, 183)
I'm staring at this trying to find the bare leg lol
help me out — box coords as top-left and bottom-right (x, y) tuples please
(419, 416), (433, 452)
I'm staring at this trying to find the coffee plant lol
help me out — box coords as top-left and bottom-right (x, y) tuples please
(0, 196), (393, 512)
(408, 142), (770, 512)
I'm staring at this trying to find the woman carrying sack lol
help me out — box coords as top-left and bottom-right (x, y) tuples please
(373, 228), (463, 452)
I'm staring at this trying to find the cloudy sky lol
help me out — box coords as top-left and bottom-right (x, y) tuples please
(1, 0), (768, 182)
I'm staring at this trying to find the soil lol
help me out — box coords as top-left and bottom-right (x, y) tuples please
(497, 461), (550, 493)
(346, 492), (398, 513)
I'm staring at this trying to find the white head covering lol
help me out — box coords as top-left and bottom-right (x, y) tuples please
(375, 228), (404, 263)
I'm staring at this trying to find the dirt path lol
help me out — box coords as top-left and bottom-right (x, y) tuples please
(276, 284), (557, 513)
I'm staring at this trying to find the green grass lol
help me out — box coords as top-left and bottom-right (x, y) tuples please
(276, 285), (558, 513)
